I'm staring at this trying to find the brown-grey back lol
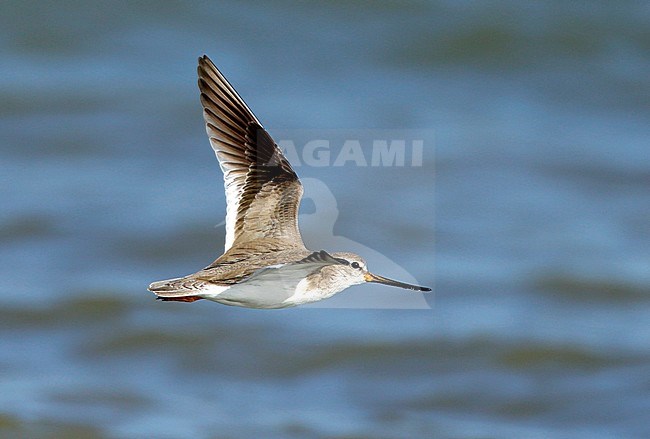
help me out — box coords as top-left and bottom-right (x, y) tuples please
(199, 239), (312, 284)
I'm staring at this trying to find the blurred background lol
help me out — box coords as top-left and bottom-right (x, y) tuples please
(1, 1), (649, 437)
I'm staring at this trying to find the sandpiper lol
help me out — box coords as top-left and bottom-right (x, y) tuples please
(149, 55), (430, 308)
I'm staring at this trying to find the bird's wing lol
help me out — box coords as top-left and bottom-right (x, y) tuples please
(295, 250), (350, 266)
(243, 251), (348, 283)
(203, 250), (345, 285)
(197, 55), (305, 251)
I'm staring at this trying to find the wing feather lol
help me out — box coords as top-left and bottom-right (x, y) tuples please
(197, 55), (305, 251)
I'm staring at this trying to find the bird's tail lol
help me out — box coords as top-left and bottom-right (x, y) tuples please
(148, 277), (205, 302)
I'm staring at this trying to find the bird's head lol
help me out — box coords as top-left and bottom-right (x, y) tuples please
(330, 252), (431, 292)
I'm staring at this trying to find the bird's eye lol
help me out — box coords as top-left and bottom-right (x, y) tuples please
(351, 262), (361, 269)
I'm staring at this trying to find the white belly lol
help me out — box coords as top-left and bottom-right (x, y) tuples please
(198, 263), (340, 309)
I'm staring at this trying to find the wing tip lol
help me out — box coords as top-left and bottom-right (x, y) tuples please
(198, 54), (212, 66)
(198, 54), (218, 80)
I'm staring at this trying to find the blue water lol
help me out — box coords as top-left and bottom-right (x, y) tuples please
(2, 1), (649, 437)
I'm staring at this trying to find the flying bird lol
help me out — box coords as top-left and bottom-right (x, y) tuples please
(148, 55), (430, 308)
